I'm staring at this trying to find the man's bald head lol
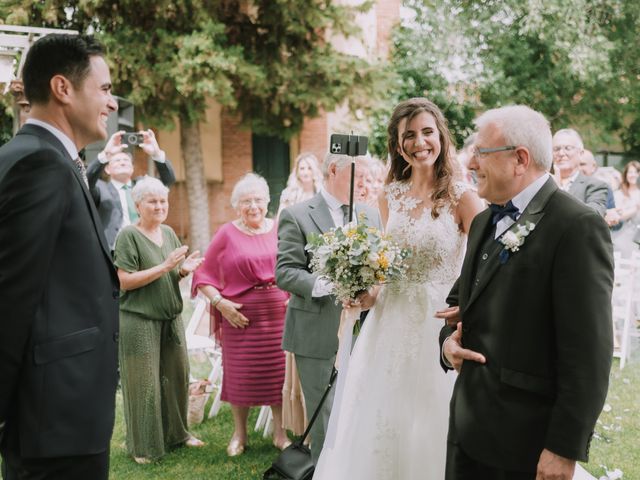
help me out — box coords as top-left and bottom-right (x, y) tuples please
(579, 149), (597, 176)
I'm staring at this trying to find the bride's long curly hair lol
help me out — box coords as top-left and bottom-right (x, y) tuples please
(386, 98), (459, 219)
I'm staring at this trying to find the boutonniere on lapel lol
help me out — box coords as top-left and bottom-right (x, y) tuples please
(498, 221), (536, 264)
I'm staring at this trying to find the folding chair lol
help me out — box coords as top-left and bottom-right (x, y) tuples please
(611, 252), (638, 369)
(255, 406), (274, 438)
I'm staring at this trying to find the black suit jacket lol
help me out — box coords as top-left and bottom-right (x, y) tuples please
(0, 124), (120, 458)
(440, 178), (613, 472)
(86, 155), (176, 249)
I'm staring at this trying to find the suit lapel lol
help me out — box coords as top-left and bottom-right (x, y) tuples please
(308, 193), (335, 233)
(464, 178), (557, 313)
(17, 125), (114, 263)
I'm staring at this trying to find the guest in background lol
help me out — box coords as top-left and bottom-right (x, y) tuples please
(276, 152), (381, 464)
(192, 173), (290, 456)
(88, 130), (176, 251)
(360, 156), (388, 207)
(552, 128), (609, 216)
(579, 149), (598, 176)
(612, 161), (640, 256)
(278, 152), (323, 215)
(457, 133), (478, 186)
(114, 177), (204, 464)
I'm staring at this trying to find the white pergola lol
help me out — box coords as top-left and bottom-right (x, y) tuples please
(0, 25), (79, 92)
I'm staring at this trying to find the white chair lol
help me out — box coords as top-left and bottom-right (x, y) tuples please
(185, 295), (223, 418)
(611, 252), (639, 369)
(254, 405), (273, 438)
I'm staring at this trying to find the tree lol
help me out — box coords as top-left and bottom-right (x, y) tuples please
(453, 0), (640, 155)
(368, 0), (480, 158)
(371, 0), (640, 163)
(3, 0), (389, 250)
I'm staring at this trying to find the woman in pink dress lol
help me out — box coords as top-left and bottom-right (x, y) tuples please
(192, 173), (290, 456)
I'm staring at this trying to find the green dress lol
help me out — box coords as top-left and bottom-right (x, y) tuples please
(114, 224), (190, 459)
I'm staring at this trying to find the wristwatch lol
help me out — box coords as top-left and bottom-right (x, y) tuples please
(211, 294), (223, 308)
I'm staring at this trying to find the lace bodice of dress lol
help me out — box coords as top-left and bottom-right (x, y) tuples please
(385, 180), (470, 288)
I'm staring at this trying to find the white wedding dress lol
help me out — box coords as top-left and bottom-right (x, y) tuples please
(313, 181), (469, 480)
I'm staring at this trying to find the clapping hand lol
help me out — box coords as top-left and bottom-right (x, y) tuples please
(163, 245), (189, 272)
(180, 250), (204, 275)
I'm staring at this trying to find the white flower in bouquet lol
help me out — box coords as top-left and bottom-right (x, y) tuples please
(306, 213), (411, 303)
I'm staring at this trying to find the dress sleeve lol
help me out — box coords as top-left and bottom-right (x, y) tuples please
(113, 227), (140, 273)
(451, 181), (475, 207)
(191, 224), (228, 297)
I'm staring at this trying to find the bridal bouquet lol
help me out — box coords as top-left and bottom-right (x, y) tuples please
(306, 214), (411, 302)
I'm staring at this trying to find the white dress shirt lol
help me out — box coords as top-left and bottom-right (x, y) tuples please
(559, 170), (579, 192)
(110, 179), (134, 226)
(25, 118), (79, 160)
(494, 173), (550, 238)
(311, 188), (354, 297)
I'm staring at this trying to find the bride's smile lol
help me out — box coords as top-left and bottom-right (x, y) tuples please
(398, 111), (442, 167)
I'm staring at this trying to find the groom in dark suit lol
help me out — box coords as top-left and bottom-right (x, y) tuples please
(438, 105), (613, 480)
(0, 34), (119, 479)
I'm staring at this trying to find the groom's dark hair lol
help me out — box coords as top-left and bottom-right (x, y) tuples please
(23, 34), (105, 105)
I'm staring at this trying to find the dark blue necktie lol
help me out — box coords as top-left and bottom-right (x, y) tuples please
(489, 200), (519, 225)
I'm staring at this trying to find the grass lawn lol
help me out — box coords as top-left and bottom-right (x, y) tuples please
(108, 355), (639, 480)
(581, 353), (640, 479)
(109, 395), (281, 480)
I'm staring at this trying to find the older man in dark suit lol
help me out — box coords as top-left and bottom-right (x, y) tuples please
(0, 34), (119, 479)
(438, 106), (613, 480)
(87, 130), (175, 251)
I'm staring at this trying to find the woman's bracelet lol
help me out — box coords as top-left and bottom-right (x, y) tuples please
(178, 268), (188, 278)
(211, 293), (223, 308)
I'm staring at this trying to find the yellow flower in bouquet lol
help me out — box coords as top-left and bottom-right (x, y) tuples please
(305, 213), (411, 302)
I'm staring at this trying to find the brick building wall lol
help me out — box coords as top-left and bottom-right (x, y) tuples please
(161, 0), (400, 246)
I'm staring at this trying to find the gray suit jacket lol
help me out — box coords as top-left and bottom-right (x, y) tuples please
(86, 157), (176, 249)
(276, 193), (382, 360)
(567, 172), (609, 217)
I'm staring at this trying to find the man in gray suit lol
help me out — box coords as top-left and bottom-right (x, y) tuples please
(552, 128), (608, 216)
(276, 152), (382, 463)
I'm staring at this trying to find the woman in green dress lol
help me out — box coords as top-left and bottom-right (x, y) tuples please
(114, 177), (205, 464)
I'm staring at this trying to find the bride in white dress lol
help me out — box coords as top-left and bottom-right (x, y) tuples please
(313, 98), (483, 479)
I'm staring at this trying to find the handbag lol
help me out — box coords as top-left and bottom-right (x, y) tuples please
(263, 368), (338, 480)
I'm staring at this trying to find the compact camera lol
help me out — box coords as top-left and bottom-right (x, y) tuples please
(122, 132), (144, 147)
(329, 133), (368, 157)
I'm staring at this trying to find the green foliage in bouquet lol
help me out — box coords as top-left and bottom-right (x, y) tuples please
(305, 214), (410, 302)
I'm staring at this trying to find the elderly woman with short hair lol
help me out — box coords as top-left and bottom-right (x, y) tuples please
(192, 173), (290, 456)
(114, 177), (204, 464)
